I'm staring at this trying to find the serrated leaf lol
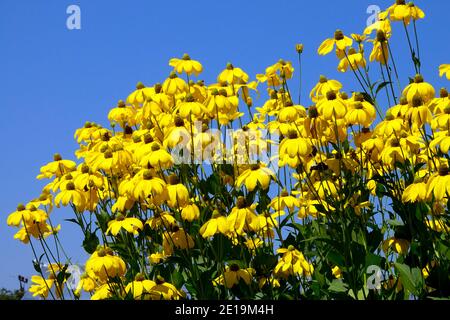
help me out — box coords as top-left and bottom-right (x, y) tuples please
(328, 279), (348, 293)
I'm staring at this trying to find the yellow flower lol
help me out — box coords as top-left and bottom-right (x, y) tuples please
(310, 76), (342, 102)
(430, 132), (450, 154)
(149, 252), (167, 264)
(364, 16), (391, 36)
(150, 276), (184, 300)
(29, 275), (55, 299)
(169, 54), (203, 76)
(381, 0), (425, 25)
(258, 276), (280, 289)
(213, 264), (254, 289)
(338, 48), (366, 73)
(125, 274), (157, 300)
(402, 181), (427, 203)
(7, 204), (47, 227)
(269, 190), (299, 212)
(218, 63), (249, 85)
(199, 211), (228, 238)
(274, 245), (314, 278)
(74, 274), (96, 297)
(85, 247), (127, 282)
(317, 91), (347, 120)
(175, 93), (205, 119)
(166, 174), (190, 208)
(382, 237), (410, 255)
(108, 100), (137, 128)
(133, 170), (168, 205)
(37, 154), (76, 180)
(106, 215), (143, 236)
(403, 74), (436, 105)
(181, 203), (200, 222)
(162, 72), (188, 96)
(332, 266), (343, 279)
(235, 163), (275, 191)
(91, 283), (118, 300)
(318, 30), (353, 57)
(369, 31), (389, 65)
(163, 226), (195, 255)
(54, 181), (86, 212)
(426, 166), (450, 201)
(226, 197), (258, 235)
(439, 64), (450, 80)
(345, 93), (376, 127)
(126, 82), (154, 106)
(146, 211), (177, 230)
(425, 219), (450, 233)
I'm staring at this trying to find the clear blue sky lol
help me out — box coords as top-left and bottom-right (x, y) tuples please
(1, 0), (449, 291)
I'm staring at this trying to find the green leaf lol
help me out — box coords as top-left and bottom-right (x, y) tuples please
(171, 269), (185, 288)
(375, 81), (392, 95)
(327, 250), (345, 267)
(328, 279), (348, 293)
(387, 219), (404, 227)
(33, 254), (45, 274)
(365, 253), (383, 269)
(82, 232), (99, 254)
(394, 263), (416, 294)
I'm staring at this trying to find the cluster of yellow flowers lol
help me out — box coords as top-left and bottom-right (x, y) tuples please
(6, 0), (450, 300)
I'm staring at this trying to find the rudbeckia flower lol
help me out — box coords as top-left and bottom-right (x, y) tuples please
(310, 76), (343, 102)
(37, 154), (76, 180)
(213, 264), (254, 289)
(162, 226), (195, 255)
(29, 275), (55, 299)
(430, 132), (450, 154)
(85, 247), (127, 281)
(126, 82), (154, 106)
(108, 100), (137, 128)
(369, 31), (389, 65)
(425, 219), (450, 233)
(318, 30), (353, 58)
(199, 210), (228, 238)
(169, 53), (203, 76)
(269, 190), (299, 212)
(405, 95), (432, 130)
(7, 204), (47, 227)
(426, 166), (450, 201)
(166, 174), (189, 208)
(338, 48), (366, 73)
(133, 171), (167, 205)
(125, 274), (157, 299)
(106, 215), (143, 236)
(235, 163), (275, 191)
(382, 237), (410, 255)
(381, 0), (424, 25)
(146, 211), (177, 230)
(274, 245), (314, 278)
(402, 181), (427, 203)
(403, 74), (436, 105)
(218, 63), (249, 85)
(317, 91), (347, 120)
(150, 276), (184, 300)
(226, 197), (258, 235)
(345, 93), (376, 127)
(162, 72), (188, 96)
(439, 64), (450, 80)
(181, 202), (200, 222)
(54, 181), (86, 212)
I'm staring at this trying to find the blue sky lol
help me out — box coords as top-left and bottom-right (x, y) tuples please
(1, 0), (449, 291)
